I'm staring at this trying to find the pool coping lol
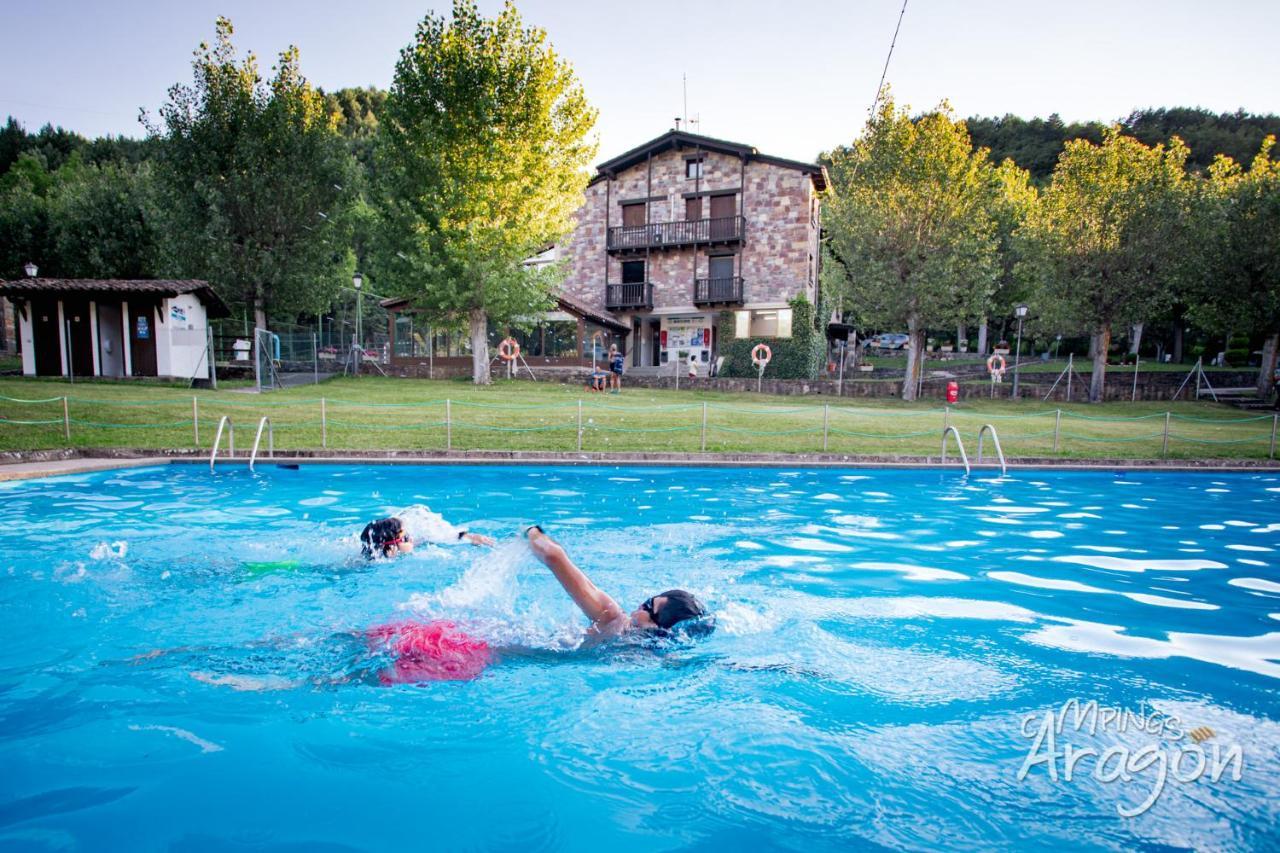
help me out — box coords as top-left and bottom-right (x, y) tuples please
(1, 448), (1279, 481)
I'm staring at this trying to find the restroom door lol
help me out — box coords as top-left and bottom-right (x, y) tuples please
(32, 297), (63, 376)
(97, 301), (124, 377)
(649, 319), (661, 367)
(63, 298), (95, 377)
(130, 300), (158, 376)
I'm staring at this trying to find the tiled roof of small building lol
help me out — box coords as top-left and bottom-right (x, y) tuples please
(0, 278), (230, 317)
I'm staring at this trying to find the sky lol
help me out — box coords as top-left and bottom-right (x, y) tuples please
(2, 0), (1277, 164)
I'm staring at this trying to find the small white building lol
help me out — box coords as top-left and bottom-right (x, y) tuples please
(0, 277), (229, 380)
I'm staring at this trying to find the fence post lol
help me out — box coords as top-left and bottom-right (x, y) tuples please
(321, 398), (327, 449)
(1271, 413), (1277, 460)
(701, 402), (708, 452)
(62, 396), (71, 443)
(1162, 411), (1171, 458)
(445, 399), (452, 452)
(193, 396), (199, 446)
(577, 399), (583, 452)
(822, 403), (829, 453)
(1053, 409), (1061, 454)
(313, 333), (319, 386)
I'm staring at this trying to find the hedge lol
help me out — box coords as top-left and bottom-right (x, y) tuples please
(716, 294), (825, 379)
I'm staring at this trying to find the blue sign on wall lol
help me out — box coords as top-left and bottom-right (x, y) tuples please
(136, 315), (150, 340)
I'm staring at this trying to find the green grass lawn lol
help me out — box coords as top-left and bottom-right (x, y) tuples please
(0, 375), (1274, 461)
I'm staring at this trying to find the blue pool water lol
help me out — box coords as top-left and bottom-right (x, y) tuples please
(1, 463), (1278, 851)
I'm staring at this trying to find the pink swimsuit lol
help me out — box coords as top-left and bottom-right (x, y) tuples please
(366, 621), (492, 684)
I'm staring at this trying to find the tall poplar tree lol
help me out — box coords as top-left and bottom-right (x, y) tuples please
(147, 18), (356, 330)
(1020, 128), (1189, 401)
(378, 0), (597, 384)
(824, 96), (999, 400)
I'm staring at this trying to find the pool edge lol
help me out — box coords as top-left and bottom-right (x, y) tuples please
(3, 450), (1279, 479)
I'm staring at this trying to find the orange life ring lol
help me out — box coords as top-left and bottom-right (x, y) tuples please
(986, 354), (1006, 373)
(751, 343), (772, 367)
(498, 338), (520, 361)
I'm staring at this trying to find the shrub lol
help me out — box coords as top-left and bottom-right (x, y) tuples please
(717, 294), (825, 379)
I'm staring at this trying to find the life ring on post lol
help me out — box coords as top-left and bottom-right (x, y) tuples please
(751, 343), (773, 367)
(986, 354), (1006, 374)
(498, 337), (520, 361)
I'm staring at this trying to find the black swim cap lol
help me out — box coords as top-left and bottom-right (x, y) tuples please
(650, 589), (712, 633)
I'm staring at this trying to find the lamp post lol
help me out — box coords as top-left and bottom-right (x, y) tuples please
(24, 261), (38, 278)
(352, 272), (363, 374)
(1013, 303), (1028, 398)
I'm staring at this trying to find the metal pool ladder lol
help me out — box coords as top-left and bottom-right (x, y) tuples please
(941, 426), (970, 475)
(976, 424), (1009, 477)
(249, 416), (273, 472)
(210, 416), (235, 471)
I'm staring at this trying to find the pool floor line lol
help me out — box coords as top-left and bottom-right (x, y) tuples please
(2, 449), (1278, 480)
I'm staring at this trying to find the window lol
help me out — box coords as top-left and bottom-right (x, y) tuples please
(621, 203), (646, 227)
(734, 309), (794, 339)
(686, 159), (704, 179)
(621, 260), (646, 284)
(685, 197), (702, 221)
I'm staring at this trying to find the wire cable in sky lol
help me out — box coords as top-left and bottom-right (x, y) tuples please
(868, 0), (909, 117)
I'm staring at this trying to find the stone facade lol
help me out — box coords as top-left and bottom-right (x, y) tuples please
(559, 131), (825, 368)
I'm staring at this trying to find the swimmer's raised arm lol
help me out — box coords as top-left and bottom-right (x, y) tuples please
(526, 526), (625, 633)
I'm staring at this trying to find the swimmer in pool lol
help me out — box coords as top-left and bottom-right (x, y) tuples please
(525, 525), (712, 638)
(361, 511), (496, 558)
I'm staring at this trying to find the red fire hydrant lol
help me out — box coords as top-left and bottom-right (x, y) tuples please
(946, 381), (959, 404)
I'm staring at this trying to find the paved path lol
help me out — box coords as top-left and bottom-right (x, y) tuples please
(0, 456), (168, 482)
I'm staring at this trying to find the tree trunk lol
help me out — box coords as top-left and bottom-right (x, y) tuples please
(957, 322), (967, 350)
(1173, 322), (1184, 364)
(469, 307), (491, 385)
(1256, 332), (1279, 397)
(1129, 322), (1143, 356)
(253, 295), (267, 333)
(902, 313), (924, 402)
(977, 317), (988, 356)
(1089, 323), (1110, 403)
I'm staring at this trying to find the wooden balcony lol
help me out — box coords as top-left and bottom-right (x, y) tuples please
(607, 216), (744, 252)
(605, 282), (653, 310)
(693, 276), (745, 305)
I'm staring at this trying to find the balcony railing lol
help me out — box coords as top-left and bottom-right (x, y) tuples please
(605, 282), (653, 310)
(694, 276), (745, 305)
(607, 215), (744, 251)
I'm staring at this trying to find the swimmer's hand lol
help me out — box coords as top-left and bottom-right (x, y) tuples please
(463, 532), (496, 547)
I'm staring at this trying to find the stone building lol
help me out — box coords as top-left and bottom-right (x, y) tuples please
(559, 129), (828, 373)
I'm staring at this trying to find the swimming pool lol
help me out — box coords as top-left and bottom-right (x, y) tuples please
(1, 463), (1277, 850)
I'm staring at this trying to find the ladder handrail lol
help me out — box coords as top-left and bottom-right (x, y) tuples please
(249, 416), (273, 472)
(941, 426), (970, 476)
(210, 416), (234, 471)
(976, 423), (1008, 477)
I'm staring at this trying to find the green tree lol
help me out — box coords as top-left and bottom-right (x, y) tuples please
(1191, 136), (1280, 395)
(146, 18), (357, 330)
(824, 95), (999, 400)
(378, 0), (597, 384)
(1019, 128), (1190, 401)
(51, 160), (160, 278)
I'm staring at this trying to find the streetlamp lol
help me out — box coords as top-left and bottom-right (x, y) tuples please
(23, 261), (37, 278)
(1012, 303), (1029, 398)
(352, 272), (363, 373)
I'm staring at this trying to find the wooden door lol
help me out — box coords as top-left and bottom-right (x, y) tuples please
(129, 300), (158, 376)
(63, 298), (95, 377)
(32, 297), (63, 376)
(96, 301), (125, 377)
(685, 197), (702, 221)
(709, 194), (736, 240)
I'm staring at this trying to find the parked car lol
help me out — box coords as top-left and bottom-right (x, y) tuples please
(868, 333), (910, 350)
